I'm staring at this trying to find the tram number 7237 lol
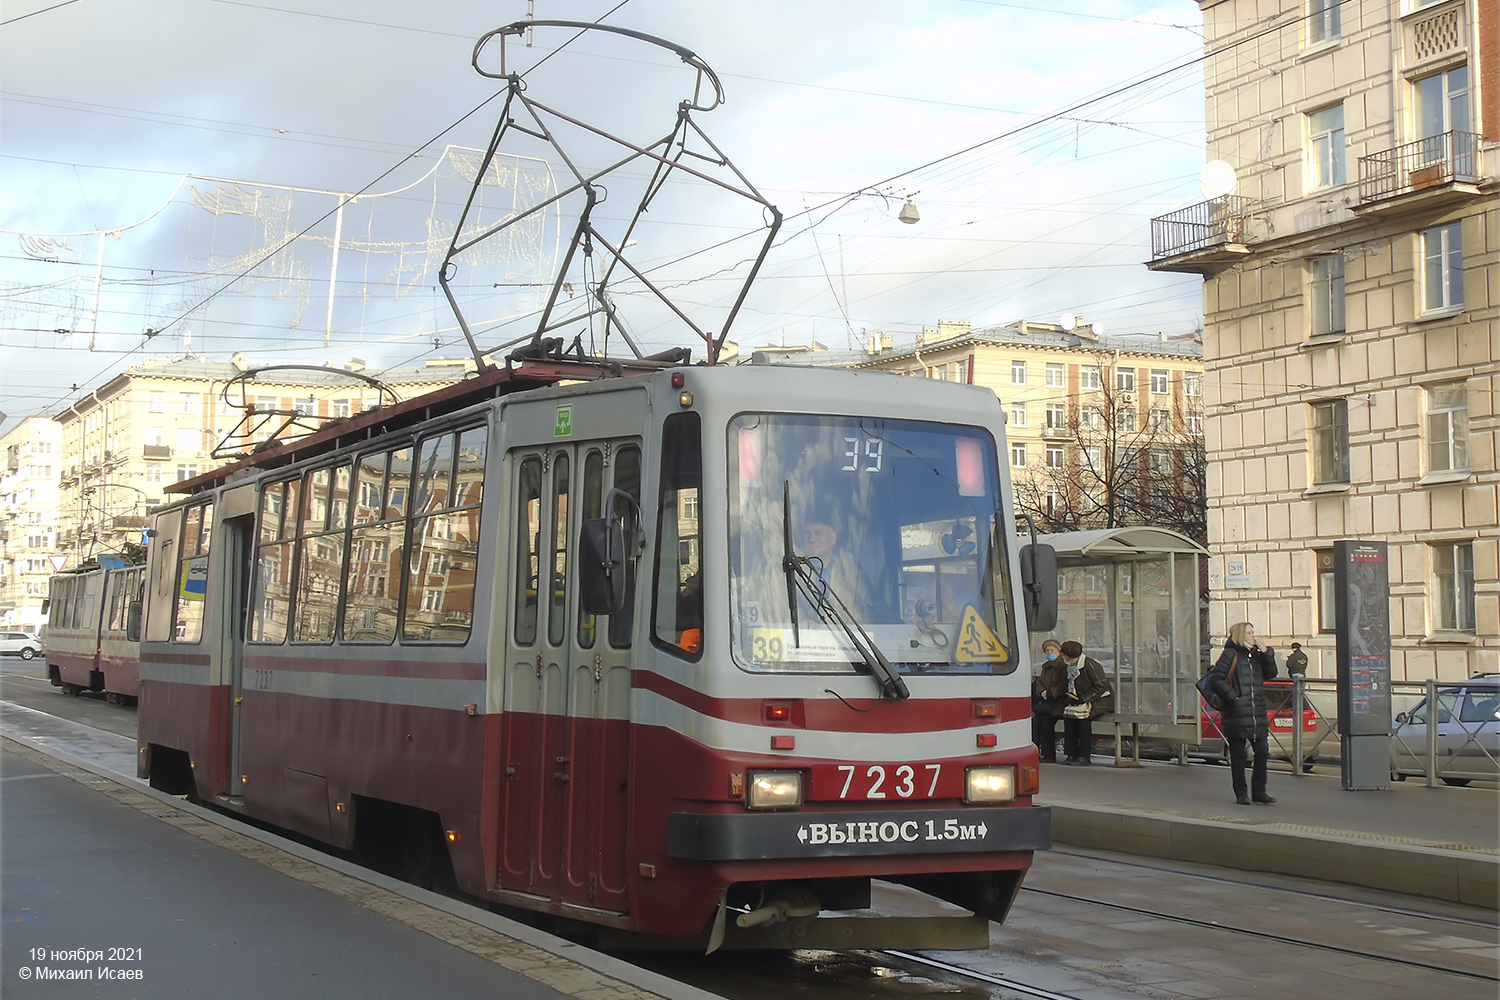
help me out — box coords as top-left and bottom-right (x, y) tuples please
(833, 763), (943, 800)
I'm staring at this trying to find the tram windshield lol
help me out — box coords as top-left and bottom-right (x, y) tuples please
(728, 413), (1019, 677)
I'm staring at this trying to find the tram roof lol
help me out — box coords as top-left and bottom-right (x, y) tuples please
(1038, 527), (1206, 560)
(162, 356), (663, 497)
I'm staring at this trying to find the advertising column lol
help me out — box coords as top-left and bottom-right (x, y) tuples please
(1333, 540), (1392, 790)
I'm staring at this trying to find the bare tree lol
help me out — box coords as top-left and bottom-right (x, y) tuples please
(1013, 358), (1205, 544)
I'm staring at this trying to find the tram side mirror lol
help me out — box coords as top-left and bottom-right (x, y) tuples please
(579, 517), (627, 615)
(1020, 543), (1058, 633)
(126, 601), (143, 642)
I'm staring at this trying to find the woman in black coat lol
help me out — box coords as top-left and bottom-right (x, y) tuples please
(1207, 622), (1279, 805)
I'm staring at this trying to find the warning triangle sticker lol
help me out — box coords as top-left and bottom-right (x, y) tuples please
(956, 606), (1008, 663)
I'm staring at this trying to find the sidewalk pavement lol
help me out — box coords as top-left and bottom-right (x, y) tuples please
(1036, 753), (1498, 910)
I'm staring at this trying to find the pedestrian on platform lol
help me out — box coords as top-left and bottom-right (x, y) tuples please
(1032, 639), (1065, 762)
(1285, 641), (1308, 678)
(1208, 622), (1279, 805)
(1057, 640), (1113, 765)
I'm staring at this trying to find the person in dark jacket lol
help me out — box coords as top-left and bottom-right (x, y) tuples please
(1285, 642), (1308, 678)
(1032, 639), (1065, 762)
(1208, 622), (1279, 805)
(1057, 640), (1114, 765)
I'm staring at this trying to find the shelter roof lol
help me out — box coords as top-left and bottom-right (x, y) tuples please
(1038, 526), (1206, 559)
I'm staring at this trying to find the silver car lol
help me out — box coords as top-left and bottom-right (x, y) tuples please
(1391, 678), (1500, 787)
(0, 631), (43, 660)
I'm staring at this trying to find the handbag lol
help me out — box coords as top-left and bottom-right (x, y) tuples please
(1196, 655), (1239, 711)
(1062, 703), (1091, 719)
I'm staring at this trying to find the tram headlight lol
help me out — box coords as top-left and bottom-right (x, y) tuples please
(746, 771), (803, 810)
(964, 766), (1015, 804)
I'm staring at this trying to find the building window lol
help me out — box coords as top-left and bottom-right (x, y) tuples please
(293, 398), (315, 417)
(1426, 383), (1469, 473)
(1311, 400), (1349, 484)
(1046, 363), (1064, 388)
(1307, 0), (1339, 44)
(1149, 409), (1170, 433)
(148, 395), (165, 413)
(1315, 550), (1336, 633)
(1046, 403), (1065, 430)
(333, 399), (351, 418)
(1045, 490), (1058, 516)
(1046, 444), (1064, 468)
(1432, 542), (1475, 633)
(179, 393), (199, 414)
(145, 464), (163, 485)
(1184, 372), (1202, 397)
(1116, 407), (1137, 433)
(1084, 445), (1102, 469)
(1149, 449), (1170, 472)
(1308, 254), (1346, 337)
(1010, 403), (1027, 428)
(1186, 413), (1203, 436)
(1416, 64), (1470, 141)
(1010, 444), (1026, 468)
(1080, 407), (1103, 432)
(1117, 369), (1135, 392)
(1011, 360), (1026, 385)
(176, 464), (199, 482)
(1422, 223), (1463, 313)
(1080, 368), (1101, 390)
(1149, 370), (1168, 394)
(1307, 103), (1345, 189)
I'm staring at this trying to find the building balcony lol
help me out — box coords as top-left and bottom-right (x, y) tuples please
(142, 444), (172, 460)
(1147, 195), (1253, 274)
(1356, 131), (1485, 213)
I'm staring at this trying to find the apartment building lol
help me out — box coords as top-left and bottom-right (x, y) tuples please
(1149, 0), (1498, 679)
(0, 416), (62, 631)
(54, 354), (472, 563)
(756, 319), (1207, 540)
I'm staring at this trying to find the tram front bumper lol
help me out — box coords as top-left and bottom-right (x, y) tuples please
(668, 805), (1051, 861)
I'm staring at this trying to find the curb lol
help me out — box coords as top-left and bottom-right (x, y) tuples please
(1049, 802), (1500, 910)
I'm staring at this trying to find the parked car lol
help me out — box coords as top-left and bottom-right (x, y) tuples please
(1391, 677), (1500, 787)
(0, 631), (43, 660)
(1195, 679), (1319, 763)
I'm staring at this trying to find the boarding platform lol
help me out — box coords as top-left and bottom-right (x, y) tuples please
(1038, 753), (1498, 910)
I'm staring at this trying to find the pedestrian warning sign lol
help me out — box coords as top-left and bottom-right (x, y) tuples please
(956, 606), (1008, 663)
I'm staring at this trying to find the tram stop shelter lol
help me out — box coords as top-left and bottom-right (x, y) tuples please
(1030, 527), (1207, 764)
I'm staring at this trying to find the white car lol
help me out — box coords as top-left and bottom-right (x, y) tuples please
(0, 631), (43, 660)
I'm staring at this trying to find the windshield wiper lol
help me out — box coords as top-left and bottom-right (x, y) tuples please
(780, 481), (908, 701)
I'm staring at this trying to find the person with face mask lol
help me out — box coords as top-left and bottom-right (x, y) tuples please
(1031, 639), (1066, 762)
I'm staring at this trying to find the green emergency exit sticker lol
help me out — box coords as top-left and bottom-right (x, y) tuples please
(554, 404), (573, 437)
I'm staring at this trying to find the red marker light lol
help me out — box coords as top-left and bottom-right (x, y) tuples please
(972, 700), (998, 718)
(770, 735), (796, 750)
(976, 733), (998, 748)
(765, 703), (791, 722)
(955, 438), (985, 497)
(671, 372), (686, 389)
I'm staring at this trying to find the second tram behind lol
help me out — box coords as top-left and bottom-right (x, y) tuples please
(46, 564), (146, 703)
(136, 361), (1056, 950)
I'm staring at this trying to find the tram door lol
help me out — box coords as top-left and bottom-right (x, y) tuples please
(500, 439), (640, 909)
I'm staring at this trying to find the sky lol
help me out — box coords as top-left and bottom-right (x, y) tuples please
(0, 0), (1212, 433)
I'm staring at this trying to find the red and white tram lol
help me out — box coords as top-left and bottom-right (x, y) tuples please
(46, 564), (145, 703)
(136, 359), (1057, 950)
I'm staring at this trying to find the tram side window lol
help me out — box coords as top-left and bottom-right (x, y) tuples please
(403, 426), (485, 643)
(577, 449), (604, 649)
(173, 502), (213, 643)
(513, 455), (543, 645)
(652, 414), (702, 657)
(250, 481), (294, 643)
(294, 463), (348, 643)
(146, 509), (182, 643)
(548, 452), (571, 647)
(609, 444), (642, 649)
(343, 446), (407, 643)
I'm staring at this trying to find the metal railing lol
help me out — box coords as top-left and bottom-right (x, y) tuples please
(1149, 195), (1252, 260)
(1357, 131), (1481, 204)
